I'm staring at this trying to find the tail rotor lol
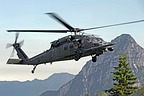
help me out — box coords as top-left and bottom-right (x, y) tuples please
(6, 33), (24, 57)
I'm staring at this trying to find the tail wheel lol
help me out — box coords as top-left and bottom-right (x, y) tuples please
(31, 65), (37, 74)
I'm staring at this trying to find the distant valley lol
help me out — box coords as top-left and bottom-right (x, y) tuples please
(0, 73), (75, 96)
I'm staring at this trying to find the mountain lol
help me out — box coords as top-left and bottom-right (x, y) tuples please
(41, 34), (144, 96)
(0, 72), (75, 96)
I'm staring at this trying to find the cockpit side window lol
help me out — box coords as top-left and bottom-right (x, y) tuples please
(85, 37), (92, 43)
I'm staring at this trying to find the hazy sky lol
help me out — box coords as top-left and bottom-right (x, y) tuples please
(0, 0), (144, 81)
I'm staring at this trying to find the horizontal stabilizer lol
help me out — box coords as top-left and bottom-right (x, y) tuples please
(7, 58), (21, 64)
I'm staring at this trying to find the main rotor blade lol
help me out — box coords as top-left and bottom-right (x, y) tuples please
(82, 19), (144, 31)
(46, 13), (74, 30)
(7, 29), (68, 33)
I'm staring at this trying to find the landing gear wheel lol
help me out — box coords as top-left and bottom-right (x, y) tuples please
(75, 55), (81, 61)
(74, 50), (82, 61)
(92, 55), (97, 62)
(31, 65), (37, 74)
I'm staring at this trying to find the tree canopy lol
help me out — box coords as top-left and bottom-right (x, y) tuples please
(106, 53), (138, 96)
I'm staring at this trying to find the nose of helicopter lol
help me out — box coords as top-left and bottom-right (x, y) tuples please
(99, 40), (114, 46)
(104, 41), (115, 51)
(105, 41), (115, 46)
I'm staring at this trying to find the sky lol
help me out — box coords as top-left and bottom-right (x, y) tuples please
(0, 0), (144, 81)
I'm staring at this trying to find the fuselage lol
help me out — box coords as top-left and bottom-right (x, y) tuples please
(25, 34), (114, 65)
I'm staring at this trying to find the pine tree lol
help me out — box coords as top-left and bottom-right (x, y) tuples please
(96, 92), (108, 96)
(106, 53), (138, 96)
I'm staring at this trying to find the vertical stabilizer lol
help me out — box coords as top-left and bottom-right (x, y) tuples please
(14, 46), (28, 62)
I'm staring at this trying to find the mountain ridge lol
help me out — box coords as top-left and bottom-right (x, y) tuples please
(0, 72), (75, 96)
(41, 34), (144, 96)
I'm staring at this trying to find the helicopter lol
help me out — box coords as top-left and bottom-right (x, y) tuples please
(6, 13), (144, 73)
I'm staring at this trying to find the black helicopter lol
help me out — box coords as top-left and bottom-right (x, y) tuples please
(7, 13), (144, 73)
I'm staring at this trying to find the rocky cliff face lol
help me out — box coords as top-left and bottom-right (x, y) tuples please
(41, 34), (144, 96)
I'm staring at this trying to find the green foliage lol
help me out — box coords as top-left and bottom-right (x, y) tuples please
(139, 86), (144, 96)
(106, 53), (138, 96)
(85, 93), (90, 96)
(132, 86), (144, 96)
(96, 92), (108, 96)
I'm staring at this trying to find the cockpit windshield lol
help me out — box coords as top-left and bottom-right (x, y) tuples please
(86, 35), (104, 43)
